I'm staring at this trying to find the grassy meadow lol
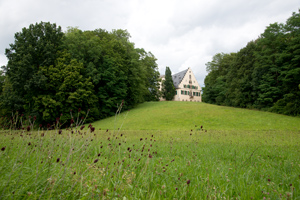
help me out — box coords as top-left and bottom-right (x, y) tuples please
(0, 101), (300, 199)
(94, 101), (300, 131)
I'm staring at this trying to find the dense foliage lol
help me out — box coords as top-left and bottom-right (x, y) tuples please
(162, 67), (176, 101)
(203, 10), (300, 116)
(0, 22), (160, 126)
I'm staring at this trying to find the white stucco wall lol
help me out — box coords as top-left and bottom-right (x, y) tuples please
(159, 68), (202, 102)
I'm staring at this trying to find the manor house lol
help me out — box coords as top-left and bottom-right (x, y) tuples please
(160, 67), (202, 102)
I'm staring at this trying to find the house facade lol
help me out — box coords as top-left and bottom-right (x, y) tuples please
(160, 67), (202, 102)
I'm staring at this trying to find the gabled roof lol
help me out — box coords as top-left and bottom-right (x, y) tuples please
(172, 69), (188, 89)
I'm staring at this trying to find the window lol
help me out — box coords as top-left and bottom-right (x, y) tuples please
(183, 85), (186, 88)
(187, 85), (190, 88)
(181, 90), (183, 94)
(175, 91), (177, 95)
(189, 75), (191, 79)
(188, 91), (190, 95)
(193, 92), (195, 96)
(184, 91), (187, 95)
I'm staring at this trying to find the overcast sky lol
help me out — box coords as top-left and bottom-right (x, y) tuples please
(0, 0), (299, 87)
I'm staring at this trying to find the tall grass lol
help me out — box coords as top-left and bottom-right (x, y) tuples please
(0, 102), (300, 199)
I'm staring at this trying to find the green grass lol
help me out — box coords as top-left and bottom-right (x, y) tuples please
(94, 101), (300, 131)
(0, 102), (300, 199)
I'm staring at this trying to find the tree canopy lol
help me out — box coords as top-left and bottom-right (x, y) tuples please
(203, 10), (300, 116)
(0, 22), (161, 126)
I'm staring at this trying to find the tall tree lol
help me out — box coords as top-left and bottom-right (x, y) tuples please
(162, 67), (176, 101)
(1, 23), (161, 123)
(4, 22), (64, 115)
(136, 49), (160, 101)
(33, 52), (98, 123)
(203, 10), (300, 116)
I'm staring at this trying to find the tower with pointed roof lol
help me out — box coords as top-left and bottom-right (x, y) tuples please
(159, 67), (202, 102)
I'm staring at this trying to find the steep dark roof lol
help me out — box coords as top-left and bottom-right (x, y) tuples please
(172, 69), (188, 89)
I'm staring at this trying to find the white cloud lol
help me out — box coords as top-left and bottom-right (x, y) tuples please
(0, 0), (299, 87)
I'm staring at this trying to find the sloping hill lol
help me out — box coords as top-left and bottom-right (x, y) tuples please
(92, 101), (300, 131)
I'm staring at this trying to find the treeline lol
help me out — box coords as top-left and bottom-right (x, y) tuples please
(0, 22), (160, 126)
(203, 10), (300, 116)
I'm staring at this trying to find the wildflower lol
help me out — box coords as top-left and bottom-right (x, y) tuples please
(78, 108), (81, 112)
(39, 124), (42, 128)
(187, 180), (190, 185)
(149, 154), (153, 158)
(140, 138), (143, 141)
(28, 142), (31, 146)
(27, 126), (30, 132)
(70, 118), (74, 124)
(56, 158), (60, 163)
(1, 146), (5, 151)
(268, 179), (271, 182)
(98, 153), (101, 157)
(80, 125), (85, 130)
(90, 127), (95, 132)
(94, 159), (99, 163)
(58, 129), (62, 134)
